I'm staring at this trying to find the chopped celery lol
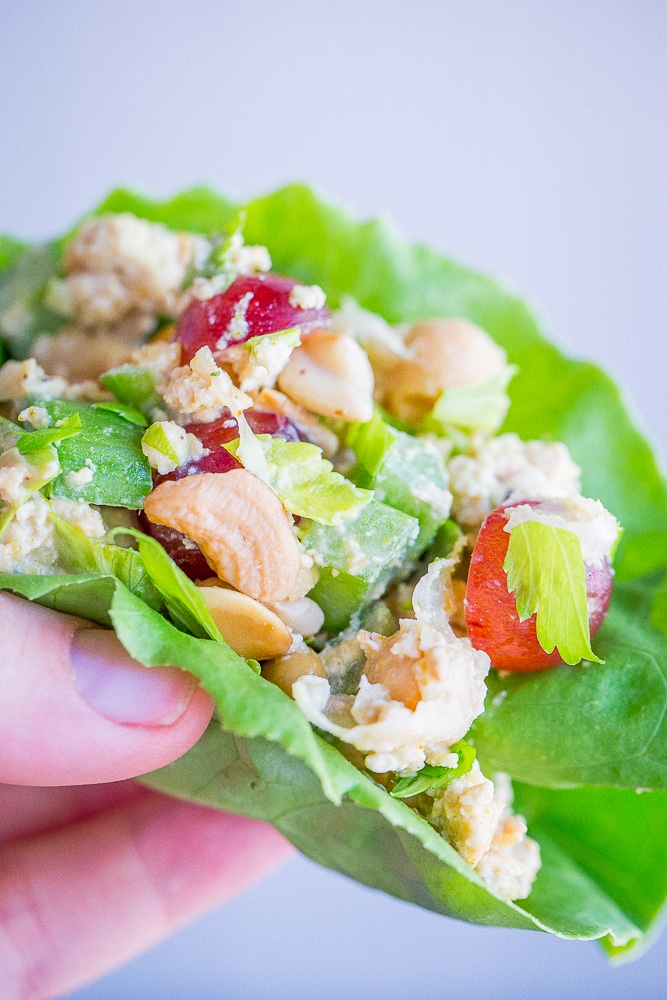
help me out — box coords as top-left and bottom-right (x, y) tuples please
(302, 498), (419, 631)
(348, 412), (451, 556)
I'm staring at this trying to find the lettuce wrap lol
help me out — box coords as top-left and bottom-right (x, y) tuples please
(1, 184), (666, 960)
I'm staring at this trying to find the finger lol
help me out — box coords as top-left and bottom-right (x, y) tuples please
(0, 594), (215, 786)
(0, 782), (146, 846)
(0, 792), (293, 1000)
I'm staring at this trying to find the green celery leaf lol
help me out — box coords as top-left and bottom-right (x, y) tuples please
(16, 413), (82, 454)
(92, 402), (148, 427)
(503, 519), (602, 665)
(390, 742), (477, 798)
(226, 434), (373, 525)
(141, 422), (180, 464)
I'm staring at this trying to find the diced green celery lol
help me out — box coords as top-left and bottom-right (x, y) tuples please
(100, 365), (162, 416)
(348, 415), (451, 556)
(302, 498), (419, 631)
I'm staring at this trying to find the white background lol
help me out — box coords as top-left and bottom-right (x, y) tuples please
(1, 2), (666, 998)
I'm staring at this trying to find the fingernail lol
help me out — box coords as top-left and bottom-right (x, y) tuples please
(70, 629), (197, 726)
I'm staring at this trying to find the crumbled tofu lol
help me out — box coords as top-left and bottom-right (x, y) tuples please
(429, 761), (541, 900)
(189, 236), (271, 302)
(17, 405), (51, 430)
(475, 815), (542, 901)
(141, 420), (205, 474)
(0, 493), (59, 574)
(222, 330), (302, 393)
(130, 340), (182, 388)
(293, 617), (490, 774)
(162, 346), (252, 423)
(218, 291), (254, 346)
(503, 494), (621, 567)
(63, 214), (197, 327)
(0, 448), (60, 507)
(0, 357), (111, 404)
(448, 432), (582, 527)
(64, 466), (94, 489)
(0, 358), (68, 402)
(288, 283), (326, 311)
(50, 497), (106, 539)
(0, 494), (105, 575)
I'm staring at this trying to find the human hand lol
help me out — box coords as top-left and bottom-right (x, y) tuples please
(0, 594), (294, 1000)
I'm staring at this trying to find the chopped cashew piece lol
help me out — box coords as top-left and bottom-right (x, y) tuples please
(197, 581), (293, 660)
(143, 468), (302, 601)
(278, 330), (374, 422)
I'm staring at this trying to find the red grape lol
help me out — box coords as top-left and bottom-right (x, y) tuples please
(464, 501), (613, 672)
(177, 273), (331, 363)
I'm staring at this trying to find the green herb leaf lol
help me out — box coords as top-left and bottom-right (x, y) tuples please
(390, 742), (476, 798)
(92, 402), (148, 427)
(108, 527), (226, 646)
(503, 519), (602, 665)
(16, 413), (82, 453)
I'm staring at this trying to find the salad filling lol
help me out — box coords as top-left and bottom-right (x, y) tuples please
(0, 208), (626, 907)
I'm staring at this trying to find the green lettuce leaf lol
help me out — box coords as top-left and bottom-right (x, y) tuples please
(503, 519), (601, 665)
(471, 573), (667, 789)
(52, 516), (162, 611)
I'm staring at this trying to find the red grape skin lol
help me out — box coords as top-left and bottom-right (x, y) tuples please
(177, 273), (331, 363)
(464, 502), (613, 672)
(140, 409), (304, 580)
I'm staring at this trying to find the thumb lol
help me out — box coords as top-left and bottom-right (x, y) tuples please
(0, 593), (215, 786)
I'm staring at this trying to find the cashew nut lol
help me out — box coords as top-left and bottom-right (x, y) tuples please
(197, 582), (293, 660)
(383, 318), (507, 425)
(277, 330), (374, 422)
(262, 648), (326, 697)
(143, 468), (302, 601)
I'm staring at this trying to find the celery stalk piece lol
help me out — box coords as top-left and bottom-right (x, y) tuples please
(302, 498), (419, 631)
(348, 412), (452, 557)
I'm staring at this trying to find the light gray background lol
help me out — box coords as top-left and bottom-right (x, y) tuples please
(1, 2), (666, 998)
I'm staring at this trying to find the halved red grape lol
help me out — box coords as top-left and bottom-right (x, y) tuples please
(464, 501), (613, 672)
(177, 273), (331, 363)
